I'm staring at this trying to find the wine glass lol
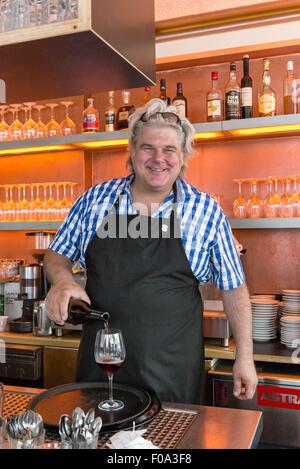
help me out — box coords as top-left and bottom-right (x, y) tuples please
(247, 179), (262, 218)
(23, 102), (37, 139)
(263, 177), (275, 218)
(46, 103), (62, 137)
(280, 176), (294, 218)
(233, 179), (247, 218)
(0, 105), (9, 141)
(34, 105), (47, 138)
(290, 175), (300, 217)
(60, 101), (76, 135)
(94, 328), (126, 411)
(9, 104), (24, 140)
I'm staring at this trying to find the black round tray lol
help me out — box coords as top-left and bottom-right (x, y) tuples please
(28, 382), (161, 432)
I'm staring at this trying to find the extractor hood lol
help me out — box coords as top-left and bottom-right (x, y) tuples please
(0, 0), (156, 102)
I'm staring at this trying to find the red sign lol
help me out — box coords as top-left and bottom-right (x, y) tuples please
(257, 384), (300, 410)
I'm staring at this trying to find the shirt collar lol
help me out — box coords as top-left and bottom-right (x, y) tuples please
(120, 174), (184, 205)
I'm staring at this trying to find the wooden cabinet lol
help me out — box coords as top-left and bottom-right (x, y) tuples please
(43, 346), (78, 389)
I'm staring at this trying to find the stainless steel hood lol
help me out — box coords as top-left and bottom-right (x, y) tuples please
(0, 0), (156, 102)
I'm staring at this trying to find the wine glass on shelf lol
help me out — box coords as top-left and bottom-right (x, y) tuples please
(46, 103), (62, 137)
(290, 175), (300, 217)
(9, 105), (24, 141)
(233, 179), (248, 218)
(60, 101), (77, 135)
(263, 177), (275, 218)
(0, 105), (9, 142)
(45, 183), (58, 221)
(58, 182), (73, 220)
(4, 185), (17, 222)
(19, 184), (31, 222)
(94, 328), (126, 411)
(247, 178), (262, 218)
(34, 105), (48, 139)
(23, 102), (37, 139)
(280, 176), (293, 218)
(31, 183), (45, 221)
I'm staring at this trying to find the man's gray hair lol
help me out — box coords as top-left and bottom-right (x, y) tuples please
(127, 98), (195, 175)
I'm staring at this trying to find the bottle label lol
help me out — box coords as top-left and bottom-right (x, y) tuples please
(172, 100), (186, 118)
(259, 94), (276, 114)
(207, 100), (222, 118)
(241, 87), (253, 107)
(119, 110), (129, 121)
(105, 110), (115, 132)
(83, 113), (99, 131)
(225, 90), (241, 118)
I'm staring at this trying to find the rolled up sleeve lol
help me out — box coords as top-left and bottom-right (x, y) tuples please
(210, 218), (245, 290)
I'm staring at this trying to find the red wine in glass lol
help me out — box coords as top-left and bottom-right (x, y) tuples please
(94, 328), (126, 411)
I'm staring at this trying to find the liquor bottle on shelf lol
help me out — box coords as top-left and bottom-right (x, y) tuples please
(141, 86), (152, 106)
(66, 298), (110, 326)
(206, 71), (223, 122)
(283, 61), (298, 114)
(241, 55), (253, 118)
(225, 62), (241, 120)
(105, 91), (116, 132)
(159, 78), (171, 105)
(258, 58), (276, 117)
(172, 82), (188, 118)
(116, 90), (135, 131)
(82, 97), (99, 133)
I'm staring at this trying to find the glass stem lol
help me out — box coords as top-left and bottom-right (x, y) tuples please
(108, 374), (114, 403)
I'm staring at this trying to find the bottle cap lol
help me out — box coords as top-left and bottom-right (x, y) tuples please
(287, 61), (294, 71)
(263, 58), (270, 69)
(144, 86), (151, 91)
(108, 91), (114, 98)
(160, 78), (166, 88)
(243, 54), (250, 59)
(230, 62), (236, 71)
(211, 71), (218, 80)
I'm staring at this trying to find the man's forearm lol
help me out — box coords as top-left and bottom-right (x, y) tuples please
(221, 283), (253, 360)
(44, 249), (74, 286)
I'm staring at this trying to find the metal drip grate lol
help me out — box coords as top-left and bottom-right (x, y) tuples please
(3, 391), (197, 449)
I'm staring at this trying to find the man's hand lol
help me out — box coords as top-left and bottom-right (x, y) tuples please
(45, 280), (91, 325)
(232, 357), (258, 400)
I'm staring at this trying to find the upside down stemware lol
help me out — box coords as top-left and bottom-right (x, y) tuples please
(233, 179), (248, 218)
(247, 179), (262, 218)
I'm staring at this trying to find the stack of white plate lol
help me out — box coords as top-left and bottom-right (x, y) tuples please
(280, 316), (300, 348)
(251, 298), (279, 342)
(282, 290), (300, 316)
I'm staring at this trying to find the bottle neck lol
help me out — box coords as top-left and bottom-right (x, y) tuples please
(243, 60), (249, 76)
(262, 71), (271, 88)
(212, 78), (218, 90)
(230, 71), (237, 82)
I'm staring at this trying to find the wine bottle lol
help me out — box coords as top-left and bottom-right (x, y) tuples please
(159, 78), (171, 105)
(206, 71), (223, 122)
(241, 55), (253, 118)
(283, 61), (298, 115)
(172, 82), (188, 118)
(258, 58), (276, 117)
(67, 298), (110, 325)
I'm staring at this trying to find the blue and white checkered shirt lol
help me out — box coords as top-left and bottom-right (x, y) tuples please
(49, 175), (244, 290)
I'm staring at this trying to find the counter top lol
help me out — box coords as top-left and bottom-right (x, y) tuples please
(205, 338), (298, 364)
(3, 385), (262, 449)
(0, 330), (81, 348)
(0, 331), (297, 364)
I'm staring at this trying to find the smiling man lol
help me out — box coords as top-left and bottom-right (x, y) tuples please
(44, 98), (257, 404)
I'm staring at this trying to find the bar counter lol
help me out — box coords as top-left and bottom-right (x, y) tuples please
(2, 385), (263, 449)
(0, 331), (297, 364)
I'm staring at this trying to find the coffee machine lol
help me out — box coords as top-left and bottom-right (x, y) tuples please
(9, 232), (55, 333)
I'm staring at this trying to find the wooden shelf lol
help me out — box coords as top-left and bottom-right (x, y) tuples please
(229, 218), (300, 229)
(0, 114), (299, 157)
(0, 222), (61, 231)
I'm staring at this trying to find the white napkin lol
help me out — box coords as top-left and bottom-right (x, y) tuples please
(107, 429), (158, 449)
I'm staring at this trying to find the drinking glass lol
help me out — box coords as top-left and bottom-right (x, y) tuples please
(94, 328), (126, 411)
(233, 179), (247, 218)
(290, 176), (300, 217)
(30, 0), (47, 26)
(23, 102), (37, 139)
(34, 105), (47, 138)
(9, 104), (24, 140)
(46, 103), (62, 137)
(4, 184), (16, 222)
(48, 0), (59, 23)
(19, 184), (31, 222)
(31, 184), (45, 221)
(60, 101), (76, 135)
(247, 179), (262, 218)
(45, 183), (58, 221)
(280, 177), (293, 218)
(0, 105), (9, 142)
(263, 177), (275, 218)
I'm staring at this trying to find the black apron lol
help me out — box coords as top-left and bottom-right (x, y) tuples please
(76, 183), (204, 404)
